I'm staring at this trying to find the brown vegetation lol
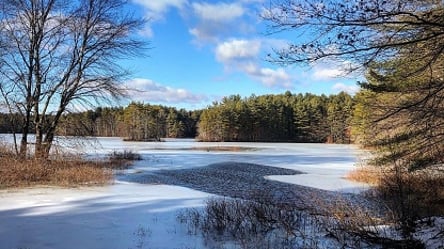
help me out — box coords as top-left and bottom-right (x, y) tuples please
(345, 165), (382, 185)
(178, 195), (326, 249)
(176, 161), (443, 248)
(347, 162), (444, 241)
(347, 165), (444, 218)
(316, 197), (427, 249)
(348, 164), (443, 210)
(178, 191), (428, 248)
(0, 157), (111, 188)
(376, 168), (444, 222)
(0, 146), (139, 188)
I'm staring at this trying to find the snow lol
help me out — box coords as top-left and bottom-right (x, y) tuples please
(266, 173), (368, 193)
(0, 137), (391, 249)
(0, 183), (212, 249)
(414, 217), (444, 249)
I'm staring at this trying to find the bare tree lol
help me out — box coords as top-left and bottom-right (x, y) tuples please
(0, 0), (146, 158)
(262, 0), (444, 73)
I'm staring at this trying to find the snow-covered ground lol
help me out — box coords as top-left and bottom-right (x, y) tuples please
(0, 137), (373, 249)
(0, 183), (212, 249)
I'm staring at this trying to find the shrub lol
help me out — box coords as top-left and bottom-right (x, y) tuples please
(109, 150), (142, 161)
(315, 194), (430, 249)
(0, 142), (146, 188)
(348, 161), (444, 239)
(375, 167), (444, 236)
(345, 162), (444, 247)
(178, 196), (333, 249)
(178, 190), (439, 249)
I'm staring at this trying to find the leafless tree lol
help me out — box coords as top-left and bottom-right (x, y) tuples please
(0, 0), (146, 158)
(262, 0), (444, 73)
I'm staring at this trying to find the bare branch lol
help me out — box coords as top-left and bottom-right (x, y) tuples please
(0, 0), (147, 158)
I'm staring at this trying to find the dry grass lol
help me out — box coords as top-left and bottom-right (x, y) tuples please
(0, 146), (141, 188)
(345, 166), (382, 185)
(0, 157), (116, 188)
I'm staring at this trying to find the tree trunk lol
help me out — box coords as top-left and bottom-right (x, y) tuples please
(42, 129), (55, 159)
(19, 127), (28, 158)
(19, 110), (32, 158)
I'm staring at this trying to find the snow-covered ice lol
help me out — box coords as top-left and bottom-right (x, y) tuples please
(0, 137), (373, 249)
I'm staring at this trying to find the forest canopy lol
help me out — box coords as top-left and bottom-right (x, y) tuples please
(0, 91), (355, 144)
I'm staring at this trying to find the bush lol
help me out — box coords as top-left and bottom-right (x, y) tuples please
(178, 196), (335, 249)
(375, 167), (444, 236)
(109, 150), (142, 161)
(347, 161), (444, 240)
(178, 190), (438, 249)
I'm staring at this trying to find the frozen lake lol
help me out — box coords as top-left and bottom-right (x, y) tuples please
(82, 137), (368, 193)
(0, 136), (369, 249)
(0, 135), (367, 192)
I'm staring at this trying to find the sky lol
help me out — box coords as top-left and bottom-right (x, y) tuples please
(121, 0), (362, 110)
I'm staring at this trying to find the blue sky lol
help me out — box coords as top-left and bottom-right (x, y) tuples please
(122, 0), (361, 110)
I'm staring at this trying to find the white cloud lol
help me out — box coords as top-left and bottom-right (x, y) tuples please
(311, 62), (347, 80)
(189, 23), (228, 44)
(214, 39), (292, 88)
(132, 0), (188, 37)
(215, 39), (261, 62)
(192, 2), (244, 21)
(125, 78), (207, 104)
(132, 0), (187, 14)
(189, 2), (256, 44)
(312, 67), (343, 80)
(332, 83), (360, 94)
(311, 59), (358, 80)
(243, 63), (292, 88)
(188, 27), (213, 43)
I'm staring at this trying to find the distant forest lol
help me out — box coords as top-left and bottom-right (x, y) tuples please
(0, 91), (355, 143)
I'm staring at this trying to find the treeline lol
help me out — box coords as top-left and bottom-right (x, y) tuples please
(0, 91), (355, 143)
(198, 92), (354, 143)
(57, 103), (201, 140)
(0, 104), (200, 141)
